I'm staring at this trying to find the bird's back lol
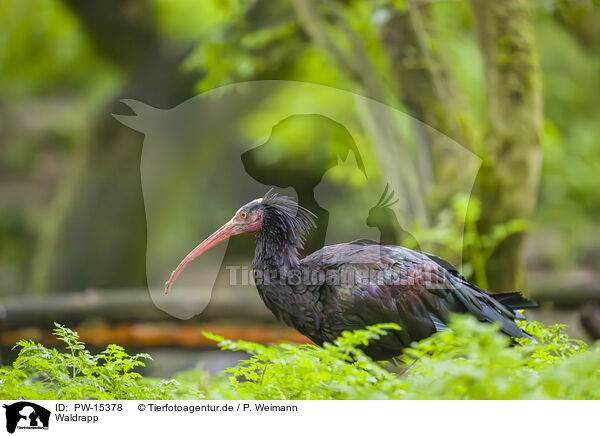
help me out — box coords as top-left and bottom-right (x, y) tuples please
(300, 239), (534, 359)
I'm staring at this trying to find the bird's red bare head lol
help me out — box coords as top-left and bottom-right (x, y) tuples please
(164, 198), (265, 293)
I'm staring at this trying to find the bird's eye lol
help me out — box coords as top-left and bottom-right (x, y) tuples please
(240, 211), (247, 219)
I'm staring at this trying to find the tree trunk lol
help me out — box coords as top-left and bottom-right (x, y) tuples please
(29, 0), (199, 294)
(380, 2), (479, 209)
(470, 0), (543, 291)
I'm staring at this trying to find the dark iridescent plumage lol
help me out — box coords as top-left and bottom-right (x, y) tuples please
(167, 190), (536, 360)
(244, 192), (536, 359)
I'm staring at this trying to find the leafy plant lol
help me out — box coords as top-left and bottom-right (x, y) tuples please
(1, 318), (598, 400)
(201, 315), (599, 400)
(201, 324), (401, 400)
(0, 323), (178, 400)
(517, 319), (586, 366)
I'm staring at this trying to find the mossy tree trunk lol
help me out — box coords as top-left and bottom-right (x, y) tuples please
(470, 0), (543, 291)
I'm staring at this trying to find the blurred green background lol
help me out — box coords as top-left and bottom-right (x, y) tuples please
(1, 0), (600, 373)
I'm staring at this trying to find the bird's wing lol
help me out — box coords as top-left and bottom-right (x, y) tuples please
(301, 242), (528, 349)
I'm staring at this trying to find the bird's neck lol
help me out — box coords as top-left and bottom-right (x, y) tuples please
(252, 205), (311, 270)
(251, 210), (319, 340)
(253, 227), (317, 340)
(253, 226), (301, 270)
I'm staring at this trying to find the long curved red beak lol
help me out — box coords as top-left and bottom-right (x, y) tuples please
(165, 219), (237, 293)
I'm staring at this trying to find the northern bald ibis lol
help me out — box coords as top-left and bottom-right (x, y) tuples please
(165, 190), (536, 359)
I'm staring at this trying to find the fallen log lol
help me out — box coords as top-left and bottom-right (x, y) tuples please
(0, 287), (275, 330)
(528, 269), (600, 308)
(0, 321), (311, 348)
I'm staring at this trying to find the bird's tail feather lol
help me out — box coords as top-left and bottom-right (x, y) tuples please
(490, 291), (538, 310)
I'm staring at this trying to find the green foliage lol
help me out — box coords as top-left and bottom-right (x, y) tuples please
(394, 316), (591, 399)
(198, 316), (600, 400)
(0, 0), (118, 96)
(516, 319), (586, 365)
(200, 324), (401, 400)
(0, 323), (178, 400)
(1, 319), (598, 400)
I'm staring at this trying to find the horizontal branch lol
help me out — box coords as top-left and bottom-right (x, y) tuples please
(0, 288), (276, 330)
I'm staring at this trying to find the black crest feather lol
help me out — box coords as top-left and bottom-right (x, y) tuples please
(261, 189), (316, 247)
(256, 189), (317, 266)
